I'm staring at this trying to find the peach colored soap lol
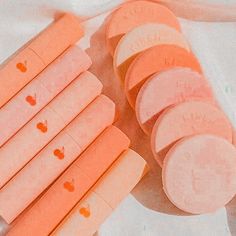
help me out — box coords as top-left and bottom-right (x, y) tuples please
(125, 45), (202, 108)
(106, 0), (180, 56)
(0, 13), (83, 108)
(0, 46), (91, 147)
(113, 23), (189, 82)
(0, 72), (102, 189)
(162, 134), (236, 214)
(151, 101), (233, 167)
(136, 68), (213, 134)
(233, 130), (236, 147)
(0, 95), (115, 224)
(6, 126), (130, 235)
(27, 14), (83, 65)
(52, 149), (147, 236)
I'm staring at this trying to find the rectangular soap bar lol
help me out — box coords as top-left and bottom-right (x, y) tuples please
(0, 46), (91, 147)
(54, 192), (112, 236)
(0, 13), (83, 108)
(93, 149), (148, 208)
(0, 95), (116, 223)
(51, 149), (147, 236)
(0, 72), (102, 189)
(28, 14), (83, 65)
(6, 126), (130, 235)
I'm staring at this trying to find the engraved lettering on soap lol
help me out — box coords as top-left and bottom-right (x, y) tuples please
(183, 112), (204, 122)
(25, 93), (37, 106)
(164, 57), (176, 66)
(191, 169), (210, 194)
(182, 111), (218, 125)
(182, 152), (192, 162)
(176, 80), (192, 90)
(191, 169), (201, 193)
(121, 4), (161, 29)
(54, 147), (65, 160)
(16, 61), (27, 73)
(36, 120), (48, 133)
(79, 205), (91, 218)
(124, 4), (157, 19)
(63, 179), (75, 192)
(130, 31), (161, 52)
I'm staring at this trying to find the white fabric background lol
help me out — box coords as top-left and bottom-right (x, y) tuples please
(0, 1), (236, 235)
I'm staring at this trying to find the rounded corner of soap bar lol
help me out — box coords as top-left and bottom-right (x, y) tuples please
(79, 71), (103, 91)
(125, 149), (147, 167)
(108, 125), (131, 147)
(96, 95), (117, 120)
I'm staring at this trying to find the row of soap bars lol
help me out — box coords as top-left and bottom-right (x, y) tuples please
(0, 13), (147, 235)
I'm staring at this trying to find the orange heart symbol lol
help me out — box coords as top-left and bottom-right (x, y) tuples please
(16, 61), (27, 73)
(36, 120), (48, 133)
(63, 179), (75, 192)
(26, 93), (37, 106)
(54, 147), (65, 160)
(79, 205), (91, 218)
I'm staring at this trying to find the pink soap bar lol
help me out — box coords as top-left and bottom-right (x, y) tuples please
(136, 68), (214, 134)
(125, 45), (202, 108)
(0, 95), (115, 224)
(151, 101), (233, 167)
(113, 23), (189, 82)
(162, 134), (236, 214)
(0, 13), (83, 108)
(6, 126), (130, 235)
(106, 0), (181, 56)
(0, 46), (91, 147)
(0, 72), (102, 189)
(52, 149), (147, 236)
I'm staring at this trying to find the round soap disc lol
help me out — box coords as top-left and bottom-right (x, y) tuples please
(151, 100), (233, 167)
(113, 23), (189, 82)
(135, 67), (213, 134)
(162, 134), (236, 214)
(124, 45), (202, 109)
(106, 0), (181, 56)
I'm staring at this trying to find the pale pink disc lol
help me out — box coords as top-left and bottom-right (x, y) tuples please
(162, 134), (236, 214)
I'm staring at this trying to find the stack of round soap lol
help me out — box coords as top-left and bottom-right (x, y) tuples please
(106, 0), (236, 214)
